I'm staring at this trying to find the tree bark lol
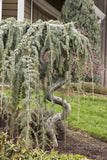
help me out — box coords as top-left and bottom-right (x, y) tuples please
(45, 79), (71, 147)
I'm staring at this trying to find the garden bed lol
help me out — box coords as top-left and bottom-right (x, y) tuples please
(56, 128), (107, 160)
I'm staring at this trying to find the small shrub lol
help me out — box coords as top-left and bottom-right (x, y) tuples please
(0, 132), (89, 160)
(71, 82), (107, 95)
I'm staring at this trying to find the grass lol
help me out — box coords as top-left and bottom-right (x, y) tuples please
(47, 92), (107, 140)
(3, 89), (107, 140)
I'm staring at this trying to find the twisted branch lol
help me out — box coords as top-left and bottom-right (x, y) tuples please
(45, 79), (71, 147)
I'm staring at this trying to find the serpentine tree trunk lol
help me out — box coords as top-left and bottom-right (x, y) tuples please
(45, 79), (71, 147)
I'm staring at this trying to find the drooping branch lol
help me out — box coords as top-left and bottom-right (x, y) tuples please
(13, 21), (82, 58)
(0, 18), (91, 148)
(49, 23), (79, 34)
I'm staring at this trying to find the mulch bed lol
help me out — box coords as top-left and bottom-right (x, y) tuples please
(56, 129), (107, 160)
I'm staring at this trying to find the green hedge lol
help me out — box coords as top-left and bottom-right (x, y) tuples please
(71, 82), (107, 95)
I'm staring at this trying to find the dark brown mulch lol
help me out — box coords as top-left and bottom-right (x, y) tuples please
(56, 129), (107, 160)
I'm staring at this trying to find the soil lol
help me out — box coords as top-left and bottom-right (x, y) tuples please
(56, 128), (107, 160)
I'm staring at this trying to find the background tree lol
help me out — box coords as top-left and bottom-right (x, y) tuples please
(60, 0), (102, 83)
(0, 18), (91, 148)
(60, 0), (100, 48)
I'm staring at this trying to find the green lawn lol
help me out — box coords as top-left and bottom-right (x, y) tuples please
(4, 90), (107, 140)
(48, 92), (107, 140)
